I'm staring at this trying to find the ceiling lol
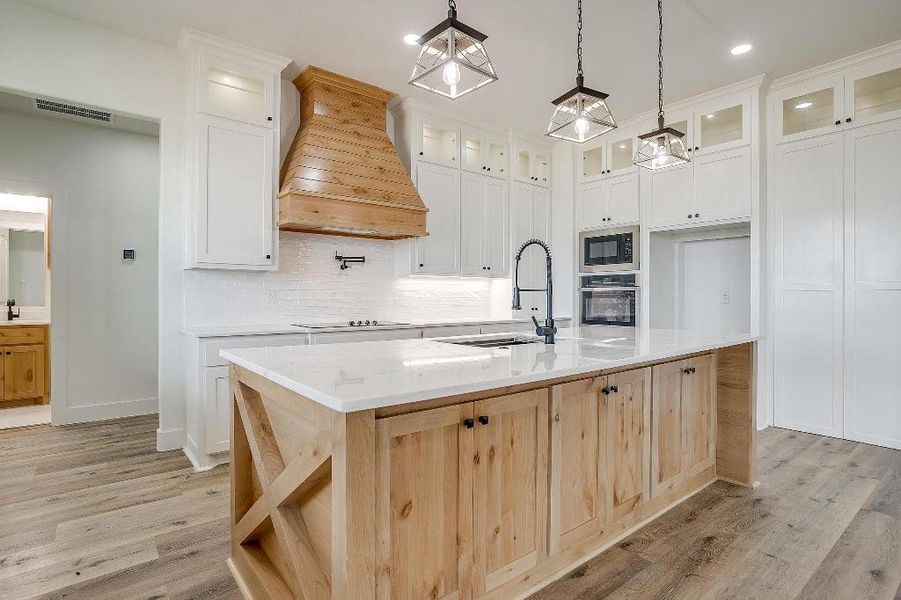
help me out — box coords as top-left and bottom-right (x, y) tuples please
(13, 0), (901, 136)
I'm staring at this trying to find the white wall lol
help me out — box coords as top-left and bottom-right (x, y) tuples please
(0, 0), (184, 441)
(681, 236), (751, 334)
(0, 108), (159, 423)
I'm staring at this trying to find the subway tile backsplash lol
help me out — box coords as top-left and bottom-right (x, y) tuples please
(184, 232), (506, 326)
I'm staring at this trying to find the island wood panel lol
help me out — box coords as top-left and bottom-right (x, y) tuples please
(375, 403), (473, 600)
(549, 377), (608, 554)
(472, 389), (548, 595)
(650, 360), (686, 499)
(606, 367), (651, 523)
(715, 343), (757, 487)
(684, 353), (717, 479)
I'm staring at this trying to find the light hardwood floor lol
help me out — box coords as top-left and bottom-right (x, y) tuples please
(1, 416), (899, 599)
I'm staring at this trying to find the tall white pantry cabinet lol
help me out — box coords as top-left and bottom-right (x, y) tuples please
(770, 42), (901, 449)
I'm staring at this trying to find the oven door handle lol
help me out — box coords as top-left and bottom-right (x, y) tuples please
(580, 287), (639, 292)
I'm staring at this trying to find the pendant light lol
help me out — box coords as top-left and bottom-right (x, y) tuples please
(634, 0), (690, 169)
(546, 0), (616, 143)
(408, 0), (498, 100)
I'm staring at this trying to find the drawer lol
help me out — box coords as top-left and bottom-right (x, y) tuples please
(0, 326), (46, 346)
(310, 329), (421, 344)
(202, 333), (310, 367)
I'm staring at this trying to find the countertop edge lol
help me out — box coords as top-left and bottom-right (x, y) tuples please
(221, 335), (758, 414)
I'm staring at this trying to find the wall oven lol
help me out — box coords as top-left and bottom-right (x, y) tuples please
(580, 274), (638, 327)
(579, 226), (639, 273)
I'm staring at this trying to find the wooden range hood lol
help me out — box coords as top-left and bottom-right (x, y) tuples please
(278, 67), (427, 239)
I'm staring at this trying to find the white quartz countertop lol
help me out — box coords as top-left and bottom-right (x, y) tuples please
(183, 317), (571, 338)
(221, 327), (758, 413)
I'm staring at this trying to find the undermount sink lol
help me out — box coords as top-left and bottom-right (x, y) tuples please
(439, 335), (544, 348)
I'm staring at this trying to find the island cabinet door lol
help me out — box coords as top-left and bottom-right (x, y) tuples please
(375, 403), (475, 600)
(549, 377), (608, 554)
(651, 360), (687, 499)
(471, 389), (549, 596)
(682, 354), (717, 479)
(606, 367), (651, 524)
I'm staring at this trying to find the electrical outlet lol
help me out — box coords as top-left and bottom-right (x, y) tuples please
(720, 290), (731, 305)
(266, 289), (276, 305)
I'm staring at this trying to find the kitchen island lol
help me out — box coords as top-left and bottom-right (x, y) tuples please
(221, 327), (758, 600)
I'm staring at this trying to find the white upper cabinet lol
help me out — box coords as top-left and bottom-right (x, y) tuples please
(461, 173), (507, 276)
(415, 162), (461, 274)
(578, 180), (607, 229)
(648, 162), (694, 228)
(199, 54), (276, 128)
(579, 128), (639, 183)
(514, 140), (551, 187)
(182, 30), (288, 270)
(773, 54), (901, 144)
(577, 173), (639, 230)
(693, 94), (751, 155)
(462, 127), (507, 179)
(693, 145), (752, 222)
(512, 183), (551, 318)
(196, 115), (275, 267)
(416, 115), (459, 167)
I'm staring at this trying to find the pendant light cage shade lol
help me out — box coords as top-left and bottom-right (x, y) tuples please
(547, 84), (617, 143)
(634, 126), (690, 169)
(408, 15), (497, 100)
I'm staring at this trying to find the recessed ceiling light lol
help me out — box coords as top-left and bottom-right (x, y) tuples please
(619, 144), (626, 148)
(730, 43), (753, 56)
(705, 113), (715, 119)
(403, 33), (420, 46)
(795, 101), (813, 109)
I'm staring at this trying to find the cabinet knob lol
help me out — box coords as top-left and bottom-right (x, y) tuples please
(695, 213), (700, 218)
(478, 415), (490, 426)
(463, 418), (475, 429)
(267, 116), (272, 121)
(688, 214), (693, 219)
(601, 386), (610, 395)
(487, 167), (491, 171)
(687, 147), (692, 153)
(846, 117), (852, 123)
(482, 165), (486, 169)
(419, 151), (424, 155)
(835, 120), (841, 126)
(695, 146), (699, 151)
(265, 254), (271, 259)
(683, 367), (691, 374)
(609, 385), (619, 393)
(419, 263), (424, 267)
(487, 266), (491, 270)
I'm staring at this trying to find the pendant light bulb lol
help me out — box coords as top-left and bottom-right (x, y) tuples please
(574, 117), (590, 141)
(442, 61), (461, 96)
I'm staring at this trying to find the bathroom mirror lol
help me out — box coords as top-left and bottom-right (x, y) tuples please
(1, 229), (46, 306)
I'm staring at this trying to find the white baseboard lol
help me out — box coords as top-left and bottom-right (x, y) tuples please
(52, 396), (158, 427)
(184, 433), (230, 472)
(157, 426), (185, 451)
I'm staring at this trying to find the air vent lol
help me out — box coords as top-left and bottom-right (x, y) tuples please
(34, 98), (112, 123)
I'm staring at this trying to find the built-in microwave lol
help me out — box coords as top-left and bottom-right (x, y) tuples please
(579, 226), (639, 273)
(580, 274), (638, 327)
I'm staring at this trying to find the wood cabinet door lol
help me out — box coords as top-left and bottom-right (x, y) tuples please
(606, 367), (651, 523)
(549, 377), (607, 554)
(651, 360), (686, 499)
(683, 354), (717, 478)
(3, 344), (44, 401)
(375, 403), (474, 600)
(472, 389), (548, 595)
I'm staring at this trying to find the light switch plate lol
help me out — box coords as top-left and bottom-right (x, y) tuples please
(123, 249), (135, 261)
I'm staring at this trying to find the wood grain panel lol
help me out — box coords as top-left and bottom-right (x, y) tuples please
(279, 193), (426, 240)
(683, 353), (717, 479)
(473, 389), (549, 595)
(375, 403), (472, 600)
(2, 344), (44, 401)
(607, 368), (651, 522)
(715, 342), (757, 486)
(651, 360), (686, 498)
(549, 378), (607, 554)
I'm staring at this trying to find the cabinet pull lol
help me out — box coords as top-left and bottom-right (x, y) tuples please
(609, 385), (619, 393)
(419, 151), (424, 155)
(267, 116), (272, 121)
(683, 367), (691, 374)
(601, 386), (611, 395)
(688, 214), (693, 219)
(835, 120), (841, 126)
(695, 213), (700, 218)
(265, 254), (271, 259)
(846, 117), (852, 123)
(695, 146), (699, 151)
(463, 418), (475, 429)
(482, 165), (486, 169)
(419, 263), (424, 268)
(478, 415), (490, 426)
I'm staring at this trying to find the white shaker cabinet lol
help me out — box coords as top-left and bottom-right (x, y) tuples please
(196, 115), (274, 267)
(772, 133), (845, 439)
(692, 145), (752, 223)
(578, 173), (640, 230)
(415, 162), (461, 275)
(181, 31), (289, 270)
(461, 173), (508, 276)
(512, 183), (551, 318)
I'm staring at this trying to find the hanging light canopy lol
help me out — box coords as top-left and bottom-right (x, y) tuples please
(546, 0), (616, 143)
(408, 0), (498, 100)
(634, 0), (689, 169)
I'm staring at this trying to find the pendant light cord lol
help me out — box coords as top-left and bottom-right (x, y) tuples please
(657, 0), (665, 126)
(448, 0), (456, 9)
(576, 0), (584, 79)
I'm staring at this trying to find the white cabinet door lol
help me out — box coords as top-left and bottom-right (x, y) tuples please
(606, 172), (640, 226)
(533, 150), (551, 187)
(693, 145), (751, 223)
(843, 119), (901, 449)
(415, 162), (461, 274)
(773, 133), (844, 438)
(693, 94), (751, 155)
(415, 115), (459, 167)
(648, 163), (693, 228)
(845, 54), (901, 129)
(530, 188), (551, 317)
(484, 177), (508, 275)
(199, 55), (276, 128)
(204, 366), (231, 454)
(196, 114), (274, 267)
(772, 74), (844, 144)
(578, 180), (608, 230)
(461, 172), (487, 275)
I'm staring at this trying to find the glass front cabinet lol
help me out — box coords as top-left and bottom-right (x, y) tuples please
(514, 140), (551, 187)
(580, 129), (639, 183)
(462, 127), (507, 179)
(199, 54), (277, 128)
(415, 116), (459, 167)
